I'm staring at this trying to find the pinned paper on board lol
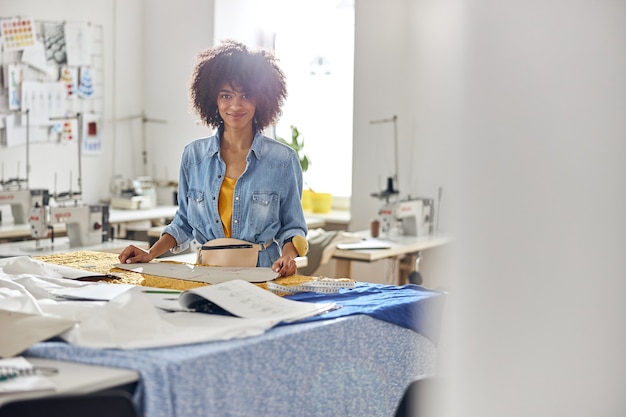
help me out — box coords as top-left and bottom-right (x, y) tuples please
(0, 17), (36, 52)
(77, 66), (95, 99)
(4, 113), (28, 147)
(7, 64), (23, 110)
(21, 81), (66, 127)
(3, 113), (48, 146)
(21, 40), (55, 75)
(59, 65), (77, 98)
(64, 22), (93, 66)
(43, 21), (67, 65)
(60, 118), (78, 143)
(82, 113), (102, 155)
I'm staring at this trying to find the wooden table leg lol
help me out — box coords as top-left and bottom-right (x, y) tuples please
(333, 258), (352, 278)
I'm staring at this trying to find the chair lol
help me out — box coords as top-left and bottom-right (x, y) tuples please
(0, 390), (139, 417)
(394, 377), (444, 417)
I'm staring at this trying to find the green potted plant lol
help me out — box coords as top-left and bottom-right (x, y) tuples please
(276, 125), (315, 211)
(276, 125), (310, 173)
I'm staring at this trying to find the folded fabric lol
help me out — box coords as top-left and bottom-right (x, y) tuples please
(284, 282), (445, 344)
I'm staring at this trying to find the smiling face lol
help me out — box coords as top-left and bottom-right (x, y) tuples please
(216, 83), (256, 133)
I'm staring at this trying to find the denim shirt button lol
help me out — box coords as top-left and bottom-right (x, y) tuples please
(234, 219), (238, 224)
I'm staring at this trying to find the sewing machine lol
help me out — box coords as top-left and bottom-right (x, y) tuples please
(378, 197), (434, 237)
(29, 201), (111, 247)
(0, 188), (49, 225)
(109, 176), (157, 210)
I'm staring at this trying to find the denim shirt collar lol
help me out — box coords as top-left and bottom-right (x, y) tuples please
(211, 128), (264, 160)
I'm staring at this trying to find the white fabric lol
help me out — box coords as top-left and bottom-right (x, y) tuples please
(0, 256), (278, 350)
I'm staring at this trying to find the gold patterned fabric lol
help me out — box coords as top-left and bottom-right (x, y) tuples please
(35, 251), (323, 292)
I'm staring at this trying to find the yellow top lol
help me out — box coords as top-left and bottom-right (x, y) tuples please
(218, 176), (236, 238)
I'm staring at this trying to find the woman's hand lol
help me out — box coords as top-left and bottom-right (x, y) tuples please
(272, 254), (297, 277)
(119, 233), (175, 264)
(118, 244), (155, 264)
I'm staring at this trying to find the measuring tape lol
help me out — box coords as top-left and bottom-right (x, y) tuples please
(267, 278), (356, 295)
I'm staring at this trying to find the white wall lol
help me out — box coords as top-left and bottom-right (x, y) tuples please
(351, 0), (462, 233)
(354, 0), (626, 416)
(351, 0), (411, 232)
(141, 0), (214, 186)
(350, 0), (462, 287)
(0, 0), (143, 204)
(414, 1), (624, 416)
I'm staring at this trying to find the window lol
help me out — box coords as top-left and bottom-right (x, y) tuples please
(214, 0), (354, 198)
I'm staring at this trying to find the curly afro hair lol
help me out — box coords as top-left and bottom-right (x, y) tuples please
(189, 40), (287, 131)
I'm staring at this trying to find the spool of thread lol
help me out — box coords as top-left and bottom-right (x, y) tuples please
(370, 219), (380, 238)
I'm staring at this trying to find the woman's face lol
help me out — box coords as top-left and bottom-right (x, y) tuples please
(216, 83), (256, 132)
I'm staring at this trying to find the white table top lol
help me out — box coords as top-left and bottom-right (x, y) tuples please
(0, 223), (66, 240)
(304, 209), (351, 228)
(108, 205), (178, 224)
(0, 206), (179, 240)
(332, 231), (452, 262)
(0, 357), (139, 405)
(0, 238), (149, 257)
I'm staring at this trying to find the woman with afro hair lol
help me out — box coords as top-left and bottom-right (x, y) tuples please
(119, 40), (307, 277)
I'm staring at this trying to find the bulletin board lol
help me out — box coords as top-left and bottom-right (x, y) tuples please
(0, 17), (104, 189)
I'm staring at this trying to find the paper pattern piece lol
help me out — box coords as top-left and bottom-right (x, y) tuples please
(0, 310), (76, 358)
(179, 280), (336, 322)
(115, 262), (279, 284)
(1, 17), (36, 51)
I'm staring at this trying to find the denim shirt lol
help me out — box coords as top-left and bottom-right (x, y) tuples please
(162, 129), (308, 267)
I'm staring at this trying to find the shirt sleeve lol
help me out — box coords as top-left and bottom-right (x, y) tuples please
(276, 150), (308, 246)
(162, 148), (196, 254)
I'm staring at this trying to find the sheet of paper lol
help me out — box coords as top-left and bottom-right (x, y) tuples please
(6, 64), (22, 110)
(0, 310), (76, 358)
(0, 356), (56, 393)
(1, 257), (118, 281)
(4, 113), (27, 147)
(40, 262), (119, 280)
(180, 279), (336, 322)
(336, 239), (392, 250)
(1, 17), (36, 52)
(20, 40), (53, 74)
(115, 262), (278, 284)
(50, 283), (135, 301)
(64, 22), (92, 66)
(56, 290), (277, 349)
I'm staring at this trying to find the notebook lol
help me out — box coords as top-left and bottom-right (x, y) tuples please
(336, 240), (392, 250)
